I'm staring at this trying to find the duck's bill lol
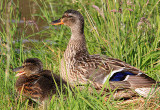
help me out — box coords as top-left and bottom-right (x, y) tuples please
(13, 66), (25, 77)
(51, 19), (64, 25)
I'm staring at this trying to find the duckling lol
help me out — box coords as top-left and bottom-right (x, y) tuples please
(51, 9), (159, 97)
(13, 58), (68, 102)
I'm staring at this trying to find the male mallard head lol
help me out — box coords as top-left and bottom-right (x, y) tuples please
(51, 9), (84, 34)
(13, 58), (43, 77)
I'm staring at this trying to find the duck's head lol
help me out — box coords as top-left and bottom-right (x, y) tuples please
(51, 9), (84, 34)
(13, 58), (43, 77)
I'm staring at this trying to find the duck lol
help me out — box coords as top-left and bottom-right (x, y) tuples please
(51, 9), (159, 97)
(13, 58), (68, 102)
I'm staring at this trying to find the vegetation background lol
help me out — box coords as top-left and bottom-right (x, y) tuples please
(0, 0), (160, 109)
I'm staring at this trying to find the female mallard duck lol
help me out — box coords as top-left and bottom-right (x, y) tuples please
(51, 9), (159, 97)
(13, 58), (68, 102)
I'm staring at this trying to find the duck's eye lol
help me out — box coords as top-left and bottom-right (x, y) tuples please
(63, 14), (72, 18)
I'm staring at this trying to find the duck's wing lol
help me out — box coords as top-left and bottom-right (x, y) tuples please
(74, 54), (143, 84)
(109, 74), (157, 89)
(74, 54), (159, 97)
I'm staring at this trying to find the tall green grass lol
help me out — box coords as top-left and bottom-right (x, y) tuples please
(0, 0), (160, 109)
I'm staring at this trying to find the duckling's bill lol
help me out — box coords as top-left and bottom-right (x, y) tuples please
(13, 66), (25, 77)
(51, 19), (64, 25)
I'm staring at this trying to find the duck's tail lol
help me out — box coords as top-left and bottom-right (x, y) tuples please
(135, 86), (160, 97)
(127, 74), (160, 97)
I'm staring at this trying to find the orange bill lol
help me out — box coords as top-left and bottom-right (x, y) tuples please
(51, 19), (64, 25)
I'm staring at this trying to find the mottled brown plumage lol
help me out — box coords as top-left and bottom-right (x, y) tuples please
(13, 58), (68, 102)
(51, 9), (159, 97)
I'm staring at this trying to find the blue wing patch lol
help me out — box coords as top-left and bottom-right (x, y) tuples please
(109, 72), (135, 81)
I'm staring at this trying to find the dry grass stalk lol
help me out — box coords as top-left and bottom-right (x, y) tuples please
(5, 0), (12, 84)
(92, 5), (105, 19)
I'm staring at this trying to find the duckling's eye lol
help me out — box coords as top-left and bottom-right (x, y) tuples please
(29, 67), (33, 70)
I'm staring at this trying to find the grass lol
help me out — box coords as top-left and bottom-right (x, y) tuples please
(0, 0), (160, 109)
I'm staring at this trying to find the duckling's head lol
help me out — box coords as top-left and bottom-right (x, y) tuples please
(51, 9), (84, 34)
(13, 58), (43, 77)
